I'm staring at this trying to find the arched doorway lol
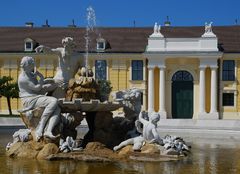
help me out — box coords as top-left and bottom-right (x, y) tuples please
(172, 71), (193, 119)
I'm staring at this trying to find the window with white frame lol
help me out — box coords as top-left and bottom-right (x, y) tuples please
(132, 60), (143, 80)
(24, 38), (34, 52)
(95, 60), (107, 80)
(96, 38), (106, 52)
(97, 42), (105, 49)
(222, 60), (235, 81)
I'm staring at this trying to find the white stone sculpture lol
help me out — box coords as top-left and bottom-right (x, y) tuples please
(6, 129), (31, 150)
(151, 22), (163, 37)
(154, 22), (158, 34)
(162, 135), (190, 155)
(12, 129), (31, 143)
(205, 22), (213, 33)
(35, 37), (80, 98)
(113, 111), (163, 151)
(59, 136), (82, 152)
(113, 88), (142, 121)
(202, 22), (216, 37)
(157, 24), (161, 33)
(18, 56), (61, 141)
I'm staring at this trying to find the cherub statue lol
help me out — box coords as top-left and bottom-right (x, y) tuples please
(35, 37), (80, 98)
(18, 56), (61, 141)
(113, 111), (163, 151)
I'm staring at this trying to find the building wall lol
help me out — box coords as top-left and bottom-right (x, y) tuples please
(220, 54), (240, 119)
(2, 52), (240, 120)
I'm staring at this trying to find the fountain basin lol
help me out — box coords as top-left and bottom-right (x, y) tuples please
(58, 98), (122, 112)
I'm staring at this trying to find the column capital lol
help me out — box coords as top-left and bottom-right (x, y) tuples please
(157, 65), (166, 69)
(199, 65), (207, 70)
(147, 65), (155, 69)
(210, 66), (218, 69)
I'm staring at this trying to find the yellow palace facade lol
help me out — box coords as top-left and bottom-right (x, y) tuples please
(0, 25), (240, 120)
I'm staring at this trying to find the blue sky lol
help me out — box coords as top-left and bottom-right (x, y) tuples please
(0, 0), (239, 27)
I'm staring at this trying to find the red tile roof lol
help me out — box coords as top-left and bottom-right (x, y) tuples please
(0, 26), (239, 53)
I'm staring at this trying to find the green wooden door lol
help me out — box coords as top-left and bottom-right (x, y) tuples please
(172, 71), (193, 119)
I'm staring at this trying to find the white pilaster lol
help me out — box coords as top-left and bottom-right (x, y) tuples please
(159, 66), (167, 118)
(209, 66), (219, 119)
(198, 59), (219, 120)
(148, 67), (154, 113)
(210, 67), (217, 113)
(199, 66), (206, 115)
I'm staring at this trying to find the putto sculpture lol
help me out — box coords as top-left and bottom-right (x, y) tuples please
(114, 111), (162, 151)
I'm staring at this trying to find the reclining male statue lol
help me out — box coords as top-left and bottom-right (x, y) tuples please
(18, 56), (61, 141)
(113, 111), (163, 151)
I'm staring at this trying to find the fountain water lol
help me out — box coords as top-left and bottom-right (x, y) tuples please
(84, 6), (96, 70)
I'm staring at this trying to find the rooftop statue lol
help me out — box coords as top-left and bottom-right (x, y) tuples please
(35, 37), (81, 98)
(18, 56), (61, 141)
(152, 22), (163, 37)
(205, 22), (213, 33)
(154, 22), (158, 34)
(157, 24), (161, 33)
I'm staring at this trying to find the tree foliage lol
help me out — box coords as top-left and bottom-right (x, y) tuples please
(0, 76), (19, 115)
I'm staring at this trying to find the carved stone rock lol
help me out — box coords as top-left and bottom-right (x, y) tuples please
(37, 143), (59, 160)
(6, 141), (59, 160)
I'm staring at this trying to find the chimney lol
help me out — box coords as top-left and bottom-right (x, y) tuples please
(42, 19), (50, 27)
(164, 16), (171, 26)
(25, 22), (34, 28)
(68, 19), (76, 28)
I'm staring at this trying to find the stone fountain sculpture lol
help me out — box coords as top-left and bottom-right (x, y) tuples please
(6, 36), (191, 162)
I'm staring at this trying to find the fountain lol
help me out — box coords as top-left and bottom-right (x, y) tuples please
(84, 6), (96, 69)
(5, 7), (190, 162)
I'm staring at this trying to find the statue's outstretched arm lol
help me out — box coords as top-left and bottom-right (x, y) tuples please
(35, 45), (61, 55)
